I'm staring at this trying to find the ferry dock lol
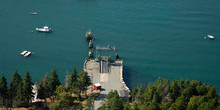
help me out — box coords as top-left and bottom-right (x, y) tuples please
(84, 44), (130, 109)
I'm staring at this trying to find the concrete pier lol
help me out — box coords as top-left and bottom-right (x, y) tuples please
(84, 58), (130, 110)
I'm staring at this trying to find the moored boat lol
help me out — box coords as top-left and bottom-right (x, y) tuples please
(30, 12), (37, 15)
(85, 29), (93, 41)
(24, 51), (32, 57)
(20, 50), (28, 56)
(36, 26), (52, 33)
(208, 35), (214, 39)
(20, 50), (32, 57)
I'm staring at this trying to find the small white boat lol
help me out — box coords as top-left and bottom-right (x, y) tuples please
(36, 26), (52, 33)
(20, 50), (28, 56)
(24, 51), (32, 57)
(30, 12), (37, 15)
(208, 35), (214, 39)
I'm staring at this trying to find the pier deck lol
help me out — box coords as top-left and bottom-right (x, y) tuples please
(84, 59), (130, 110)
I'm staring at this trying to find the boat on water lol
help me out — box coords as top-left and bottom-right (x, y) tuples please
(208, 35), (214, 39)
(85, 29), (93, 41)
(20, 50), (28, 56)
(36, 26), (52, 33)
(30, 12), (37, 15)
(24, 51), (32, 57)
(20, 50), (32, 57)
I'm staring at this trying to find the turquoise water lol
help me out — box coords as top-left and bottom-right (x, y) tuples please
(0, 0), (220, 90)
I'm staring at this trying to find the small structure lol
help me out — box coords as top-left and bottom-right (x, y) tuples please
(89, 49), (94, 59)
(32, 84), (40, 102)
(94, 83), (101, 90)
(89, 39), (93, 49)
(85, 29), (93, 41)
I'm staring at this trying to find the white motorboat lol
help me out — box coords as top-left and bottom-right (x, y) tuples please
(36, 26), (52, 33)
(208, 35), (214, 39)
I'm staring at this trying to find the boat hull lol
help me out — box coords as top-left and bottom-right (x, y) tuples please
(208, 35), (214, 39)
(36, 28), (52, 33)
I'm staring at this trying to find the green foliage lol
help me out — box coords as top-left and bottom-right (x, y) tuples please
(130, 78), (219, 110)
(15, 82), (24, 107)
(9, 70), (22, 107)
(77, 70), (91, 96)
(169, 95), (186, 110)
(131, 88), (138, 101)
(99, 90), (124, 110)
(206, 86), (217, 99)
(0, 74), (8, 107)
(22, 71), (34, 106)
(55, 85), (67, 95)
(170, 79), (180, 101)
(50, 86), (74, 110)
(37, 79), (46, 99)
(38, 73), (50, 100)
(69, 66), (78, 89)
(85, 96), (93, 110)
(72, 103), (83, 110)
(48, 67), (61, 97)
(123, 101), (131, 110)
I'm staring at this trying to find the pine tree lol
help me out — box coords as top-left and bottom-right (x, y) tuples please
(15, 82), (24, 107)
(69, 66), (78, 89)
(0, 74), (8, 107)
(38, 73), (50, 101)
(65, 73), (70, 89)
(9, 70), (22, 107)
(43, 73), (50, 98)
(22, 71), (33, 106)
(48, 68), (61, 98)
(77, 70), (91, 97)
(85, 96), (93, 110)
(37, 79), (46, 100)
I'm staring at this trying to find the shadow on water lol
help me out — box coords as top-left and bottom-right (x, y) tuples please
(123, 66), (137, 90)
(123, 66), (154, 91)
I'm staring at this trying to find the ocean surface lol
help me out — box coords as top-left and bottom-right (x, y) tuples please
(0, 0), (220, 90)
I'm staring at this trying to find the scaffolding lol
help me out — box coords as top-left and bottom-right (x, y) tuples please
(96, 45), (116, 61)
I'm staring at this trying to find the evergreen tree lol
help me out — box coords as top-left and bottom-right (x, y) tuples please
(98, 90), (123, 110)
(65, 73), (70, 89)
(38, 73), (50, 101)
(170, 79), (180, 101)
(48, 68), (61, 98)
(0, 74), (8, 107)
(22, 71), (33, 106)
(69, 66), (78, 89)
(37, 79), (46, 100)
(206, 86), (217, 99)
(85, 96), (93, 110)
(9, 70), (22, 107)
(169, 95), (186, 110)
(55, 85), (67, 96)
(15, 82), (24, 107)
(123, 101), (131, 110)
(43, 73), (50, 98)
(77, 70), (91, 97)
